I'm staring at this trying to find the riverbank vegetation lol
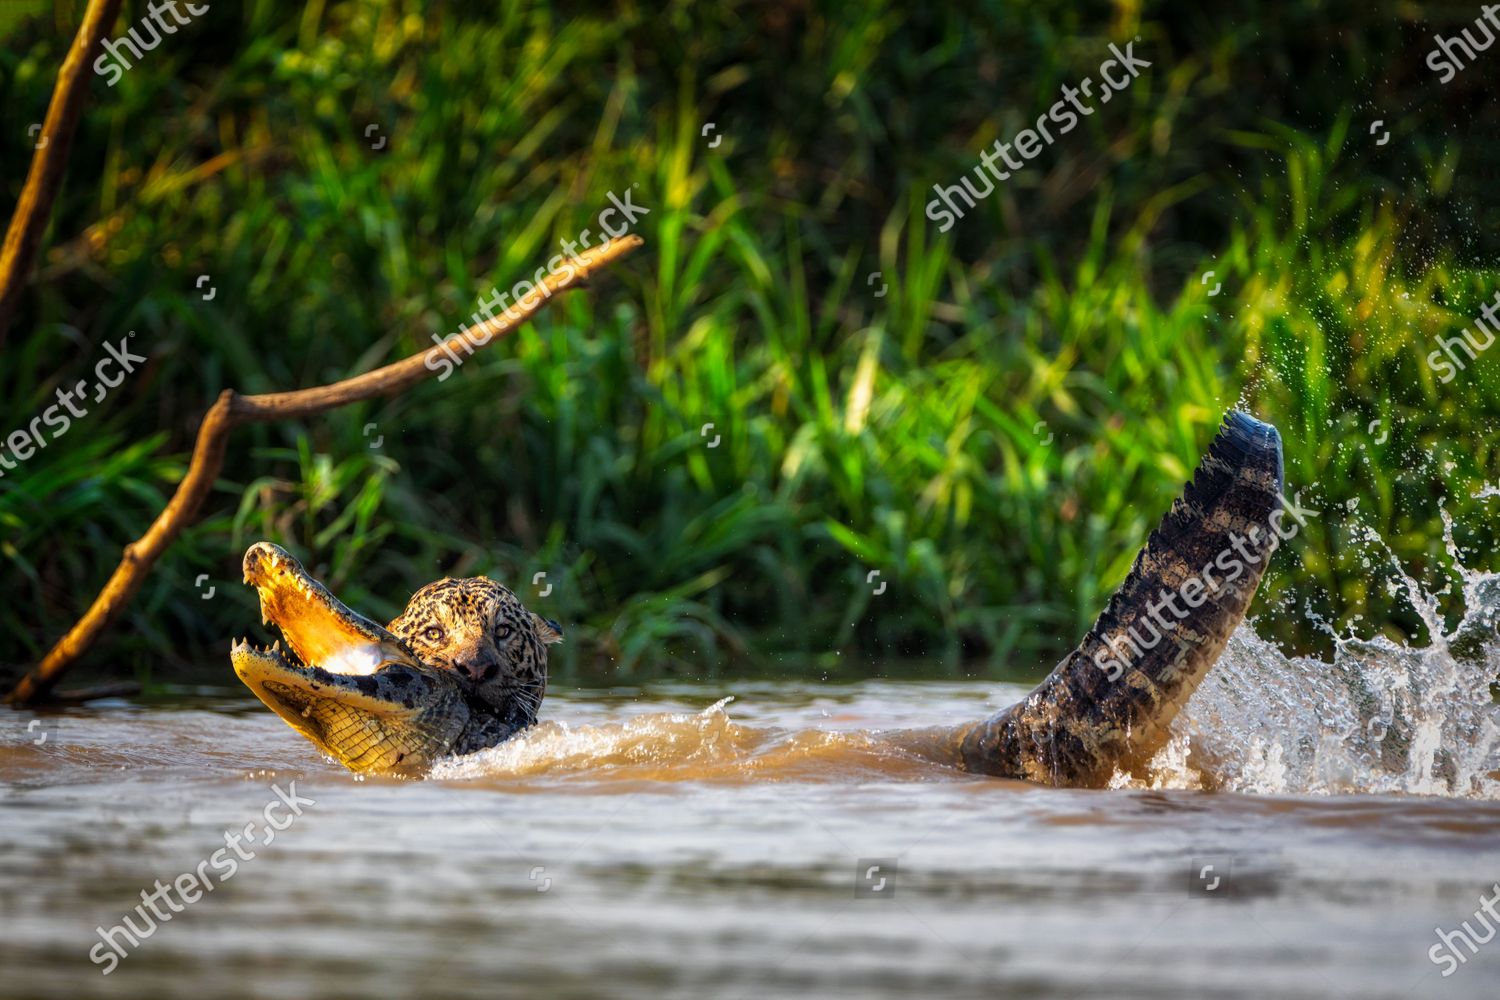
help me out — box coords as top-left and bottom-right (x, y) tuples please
(2, 1), (1498, 689)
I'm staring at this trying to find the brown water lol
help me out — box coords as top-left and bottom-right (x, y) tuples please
(4, 536), (1500, 998)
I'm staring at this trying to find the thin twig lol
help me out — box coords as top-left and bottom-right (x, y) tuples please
(4, 234), (644, 705)
(0, 0), (124, 345)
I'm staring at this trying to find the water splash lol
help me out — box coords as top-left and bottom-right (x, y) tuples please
(1130, 510), (1500, 798)
(430, 692), (959, 784)
(431, 697), (753, 779)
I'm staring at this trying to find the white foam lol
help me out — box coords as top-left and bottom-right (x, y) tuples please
(1137, 506), (1500, 798)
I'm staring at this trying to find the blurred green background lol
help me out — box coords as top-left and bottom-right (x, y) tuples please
(1, 0), (1498, 692)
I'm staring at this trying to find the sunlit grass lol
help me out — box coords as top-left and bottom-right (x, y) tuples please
(1, 1), (1497, 687)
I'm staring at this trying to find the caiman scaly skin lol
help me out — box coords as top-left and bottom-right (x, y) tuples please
(234, 410), (1284, 786)
(954, 410), (1286, 787)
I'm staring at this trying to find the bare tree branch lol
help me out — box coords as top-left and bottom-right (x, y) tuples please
(0, 0), (124, 345)
(4, 234), (644, 705)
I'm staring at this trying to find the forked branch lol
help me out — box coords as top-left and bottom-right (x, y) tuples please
(5, 234), (643, 705)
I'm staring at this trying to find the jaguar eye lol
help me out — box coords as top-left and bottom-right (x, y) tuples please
(422, 626), (444, 643)
(497, 624), (514, 640)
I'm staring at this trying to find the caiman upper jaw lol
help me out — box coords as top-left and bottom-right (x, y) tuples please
(233, 542), (468, 775)
(241, 541), (419, 675)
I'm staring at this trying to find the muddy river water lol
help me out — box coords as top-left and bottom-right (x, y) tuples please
(4, 606), (1499, 1000)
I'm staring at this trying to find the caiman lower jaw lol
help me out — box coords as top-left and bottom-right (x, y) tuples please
(231, 641), (468, 775)
(233, 542), (469, 776)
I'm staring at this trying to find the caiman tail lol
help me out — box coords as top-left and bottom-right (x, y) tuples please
(957, 410), (1286, 787)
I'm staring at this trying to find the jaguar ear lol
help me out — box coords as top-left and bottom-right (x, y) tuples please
(532, 613), (564, 645)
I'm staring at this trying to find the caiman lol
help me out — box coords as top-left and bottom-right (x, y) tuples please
(233, 409), (1286, 787)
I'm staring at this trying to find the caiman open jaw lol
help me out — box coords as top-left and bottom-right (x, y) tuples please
(231, 542), (469, 775)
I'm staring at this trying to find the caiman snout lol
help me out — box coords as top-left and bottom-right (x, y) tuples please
(232, 542), (471, 774)
(242, 541), (277, 580)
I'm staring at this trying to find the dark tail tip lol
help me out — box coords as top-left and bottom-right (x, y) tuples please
(1157, 409), (1284, 563)
(1187, 410), (1283, 510)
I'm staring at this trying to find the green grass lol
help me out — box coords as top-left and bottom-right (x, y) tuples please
(2, 0), (1499, 690)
